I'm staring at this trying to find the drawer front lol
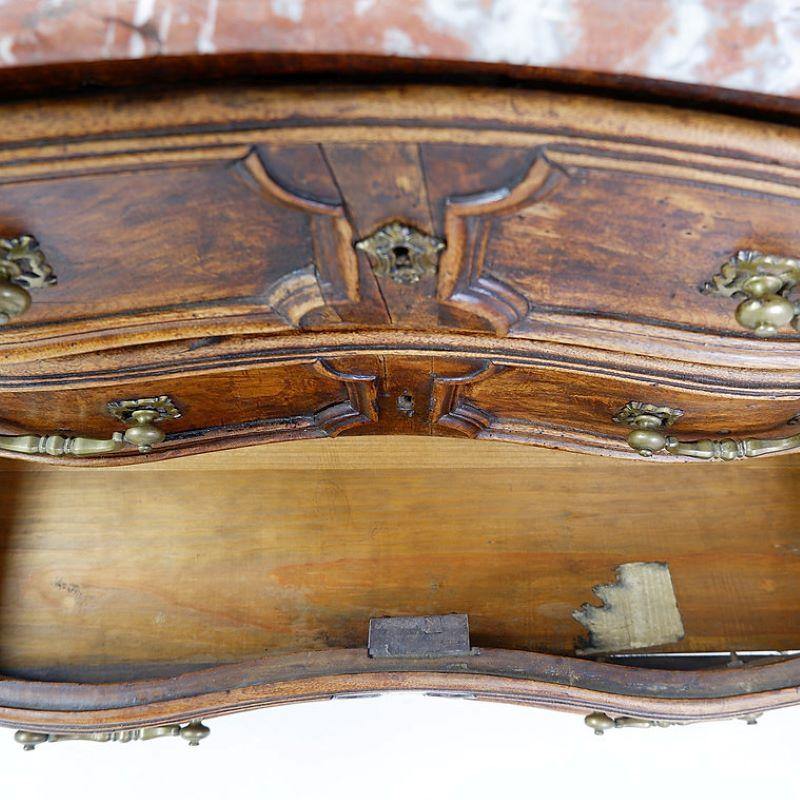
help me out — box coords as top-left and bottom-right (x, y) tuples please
(1, 86), (800, 367)
(482, 163), (800, 337)
(0, 152), (364, 349)
(431, 359), (800, 459)
(2, 350), (799, 463)
(0, 358), (378, 462)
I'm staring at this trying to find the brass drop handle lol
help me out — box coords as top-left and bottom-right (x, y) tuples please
(732, 274), (796, 335)
(585, 711), (760, 735)
(0, 235), (57, 324)
(0, 395), (181, 459)
(107, 396), (181, 453)
(702, 251), (800, 337)
(0, 431), (125, 457)
(14, 719), (210, 750)
(121, 408), (169, 452)
(585, 712), (671, 734)
(614, 401), (800, 460)
(0, 278), (32, 321)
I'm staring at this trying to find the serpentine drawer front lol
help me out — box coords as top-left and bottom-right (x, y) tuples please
(2, 86), (800, 367)
(2, 356), (800, 463)
(2, 66), (800, 745)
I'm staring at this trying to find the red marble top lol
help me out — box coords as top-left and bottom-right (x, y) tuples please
(0, 0), (798, 99)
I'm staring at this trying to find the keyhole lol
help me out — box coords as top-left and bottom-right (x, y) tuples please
(392, 245), (411, 265)
(397, 393), (414, 417)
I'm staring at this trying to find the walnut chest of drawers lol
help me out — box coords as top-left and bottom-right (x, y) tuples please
(2, 60), (800, 746)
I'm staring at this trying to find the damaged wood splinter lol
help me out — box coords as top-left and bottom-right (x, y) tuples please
(573, 562), (685, 655)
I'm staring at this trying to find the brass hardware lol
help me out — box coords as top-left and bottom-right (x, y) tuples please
(107, 395), (181, 453)
(701, 251), (800, 336)
(585, 712), (669, 734)
(612, 401), (685, 430)
(15, 720), (209, 750)
(0, 396), (179, 460)
(355, 222), (445, 284)
(0, 432), (125, 458)
(585, 711), (760, 735)
(0, 235), (57, 324)
(612, 402), (685, 458)
(614, 401), (800, 460)
(180, 719), (211, 746)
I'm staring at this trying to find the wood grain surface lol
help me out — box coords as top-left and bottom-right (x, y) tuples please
(2, 437), (799, 683)
(0, 83), (798, 462)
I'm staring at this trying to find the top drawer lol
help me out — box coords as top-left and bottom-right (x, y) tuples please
(0, 85), (799, 368)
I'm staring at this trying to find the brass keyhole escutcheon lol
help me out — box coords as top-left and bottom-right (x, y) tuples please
(356, 222), (445, 285)
(390, 245), (417, 283)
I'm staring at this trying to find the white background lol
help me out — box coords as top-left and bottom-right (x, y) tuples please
(2, 692), (799, 798)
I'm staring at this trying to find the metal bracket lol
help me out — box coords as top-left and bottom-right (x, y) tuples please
(368, 614), (471, 658)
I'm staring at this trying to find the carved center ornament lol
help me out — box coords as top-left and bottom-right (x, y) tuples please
(355, 222), (445, 285)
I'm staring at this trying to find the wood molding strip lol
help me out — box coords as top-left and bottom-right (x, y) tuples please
(3, 648), (800, 731)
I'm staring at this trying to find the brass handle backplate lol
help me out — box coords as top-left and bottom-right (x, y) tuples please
(0, 235), (57, 324)
(0, 395), (181, 459)
(106, 395), (181, 453)
(614, 401), (800, 460)
(702, 250), (800, 336)
(15, 720), (210, 750)
(355, 221), (445, 285)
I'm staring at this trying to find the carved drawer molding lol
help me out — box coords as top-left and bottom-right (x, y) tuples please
(437, 157), (563, 334)
(430, 359), (619, 454)
(238, 150), (361, 326)
(2, 87), (800, 368)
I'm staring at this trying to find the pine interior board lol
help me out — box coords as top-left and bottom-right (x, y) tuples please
(1, 436), (799, 681)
